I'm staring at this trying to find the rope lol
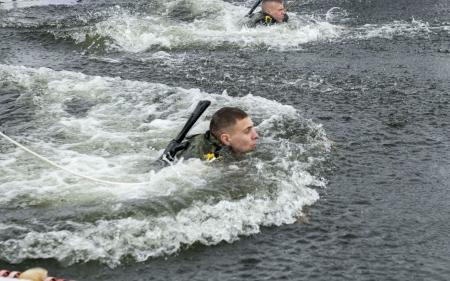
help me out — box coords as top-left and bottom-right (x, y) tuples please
(0, 131), (148, 186)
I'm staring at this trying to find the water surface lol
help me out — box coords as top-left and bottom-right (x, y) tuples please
(1, 0), (449, 280)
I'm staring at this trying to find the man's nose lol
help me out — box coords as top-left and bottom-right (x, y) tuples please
(252, 129), (259, 139)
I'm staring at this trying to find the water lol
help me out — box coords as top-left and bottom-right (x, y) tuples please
(1, 0), (449, 280)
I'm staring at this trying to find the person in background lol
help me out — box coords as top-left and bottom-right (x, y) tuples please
(246, 0), (289, 27)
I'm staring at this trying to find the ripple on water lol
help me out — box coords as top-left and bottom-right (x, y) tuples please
(0, 64), (330, 266)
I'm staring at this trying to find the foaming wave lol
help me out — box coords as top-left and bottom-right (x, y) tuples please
(0, 64), (330, 266)
(1, 174), (320, 267)
(51, 0), (344, 52)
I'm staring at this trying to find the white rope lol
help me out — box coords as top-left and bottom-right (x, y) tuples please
(0, 131), (147, 186)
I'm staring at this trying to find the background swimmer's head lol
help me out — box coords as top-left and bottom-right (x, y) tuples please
(262, 0), (287, 23)
(210, 107), (259, 153)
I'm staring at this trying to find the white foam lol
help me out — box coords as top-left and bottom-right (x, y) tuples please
(61, 3), (444, 53)
(0, 64), (330, 266)
(0, 169), (320, 267)
(52, 1), (344, 52)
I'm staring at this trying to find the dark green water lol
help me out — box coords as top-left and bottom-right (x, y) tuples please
(1, 0), (450, 280)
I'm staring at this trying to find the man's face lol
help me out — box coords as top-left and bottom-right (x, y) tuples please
(264, 2), (286, 23)
(221, 117), (259, 153)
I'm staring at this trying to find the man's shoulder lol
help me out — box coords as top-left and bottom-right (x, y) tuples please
(249, 11), (266, 20)
(245, 11), (263, 27)
(178, 132), (220, 160)
(245, 11), (274, 27)
(185, 133), (207, 145)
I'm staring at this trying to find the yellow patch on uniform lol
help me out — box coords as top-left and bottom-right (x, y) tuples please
(204, 152), (216, 161)
(264, 15), (273, 24)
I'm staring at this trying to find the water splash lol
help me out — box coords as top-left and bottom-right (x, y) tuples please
(0, 64), (330, 266)
(47, 1), (344, 52)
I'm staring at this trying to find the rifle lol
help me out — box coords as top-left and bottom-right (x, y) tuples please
(159, 100), (211, 163)
(247, 0), (263, 16)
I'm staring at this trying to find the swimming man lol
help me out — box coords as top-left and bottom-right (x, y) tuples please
(176, 107), (259, 161)
(246, 0), (289, 27)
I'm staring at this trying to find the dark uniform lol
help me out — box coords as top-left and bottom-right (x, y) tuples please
(177, 130), (224, 161)
(245, 11), (289, 28)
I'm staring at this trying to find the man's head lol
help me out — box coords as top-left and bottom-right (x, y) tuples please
(210, 107), (259, 153)
(261, 0), (286, 23)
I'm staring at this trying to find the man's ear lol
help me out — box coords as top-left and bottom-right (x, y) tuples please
(220, 133), (231, 146)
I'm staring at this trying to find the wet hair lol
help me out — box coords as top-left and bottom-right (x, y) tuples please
(210, 107), (248, 137)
